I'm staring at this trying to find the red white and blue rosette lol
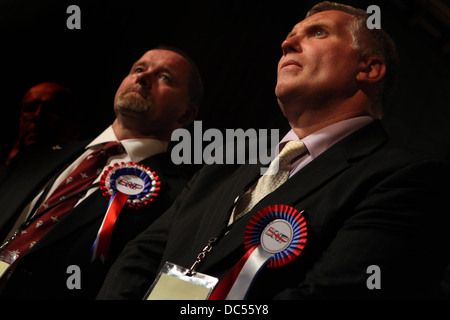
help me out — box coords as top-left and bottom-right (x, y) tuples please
(91, 162), (161, 262)
(209, 204), (307, 300)
(99, 161), (161, 209)
(245, 204), (307, 268)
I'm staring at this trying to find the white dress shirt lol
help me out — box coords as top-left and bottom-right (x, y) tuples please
(277, 116), (374, 177)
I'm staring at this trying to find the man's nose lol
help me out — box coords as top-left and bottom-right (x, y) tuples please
(281, 36), (301, 55)
(135, 72), (152, 88)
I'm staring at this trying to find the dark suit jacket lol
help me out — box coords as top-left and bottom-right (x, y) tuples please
(0, 139), (188, 299)
(98, 121), (450, 299)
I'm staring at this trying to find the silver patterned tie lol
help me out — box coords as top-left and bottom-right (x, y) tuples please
(228, 140), (307, 224)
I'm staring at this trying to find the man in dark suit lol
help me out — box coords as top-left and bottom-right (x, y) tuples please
(98, 3), (450, 299)
(0, 46), (202, 299)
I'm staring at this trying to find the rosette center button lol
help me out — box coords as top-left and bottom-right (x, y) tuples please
(115, 175), (145, 195)
(260, 219), (294, 254)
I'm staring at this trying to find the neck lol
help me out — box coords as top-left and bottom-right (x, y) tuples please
(289, 110), (371, 139)
(112, 119), (167, 141)
(283, 93), (373, 139)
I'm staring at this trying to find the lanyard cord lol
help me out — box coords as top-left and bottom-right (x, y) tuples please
(186, 210), (241, 276)
(186, 226), (228, 276)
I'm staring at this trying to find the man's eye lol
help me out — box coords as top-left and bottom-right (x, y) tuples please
(22, 102), (39, 113)
(160, 74), (170, 82)
(135, 67), (144, 73)
(315, 30), (325, 37)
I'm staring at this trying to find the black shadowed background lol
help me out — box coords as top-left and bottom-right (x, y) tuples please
(0, 0), (449, 173)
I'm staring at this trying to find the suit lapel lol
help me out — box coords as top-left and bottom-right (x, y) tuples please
(0, 141), (88, 237)
(201, 121), (389, 272)
(176, 163), (262, 265)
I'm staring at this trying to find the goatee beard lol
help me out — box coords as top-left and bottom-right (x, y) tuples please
(115, 86), (152, 112)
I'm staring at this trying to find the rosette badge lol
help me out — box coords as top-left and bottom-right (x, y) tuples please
(100, 162), (161, 208)
(245, 204), (307, 268)
(210, 204), (307, 300)
(92, 162), (161, 262)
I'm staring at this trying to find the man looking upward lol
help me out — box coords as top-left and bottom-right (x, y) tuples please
(99, 3), (449, 299)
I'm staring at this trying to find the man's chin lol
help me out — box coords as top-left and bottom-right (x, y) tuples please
(115, 94), (151, 113)
(116, 105), (149, 118)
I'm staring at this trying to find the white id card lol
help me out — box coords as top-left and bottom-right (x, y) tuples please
(144, 262), (218, 300)
(0, 250), (18, 279)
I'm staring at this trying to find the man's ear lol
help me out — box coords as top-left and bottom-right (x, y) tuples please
(177, 104), (198, 126)
(356, 57), (386, 84)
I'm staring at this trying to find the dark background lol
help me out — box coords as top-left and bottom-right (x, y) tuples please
(1, 0), (449, 166)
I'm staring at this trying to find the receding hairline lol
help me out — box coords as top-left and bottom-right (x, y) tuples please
(286, 10), (359, 44)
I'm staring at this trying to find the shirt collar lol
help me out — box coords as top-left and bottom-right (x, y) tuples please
(278, 116), (374, 160)
(86, 125), (168, 162)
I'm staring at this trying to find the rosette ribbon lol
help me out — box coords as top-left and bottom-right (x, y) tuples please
(209, 204), (307, 300)
(91, 162), (161, 262)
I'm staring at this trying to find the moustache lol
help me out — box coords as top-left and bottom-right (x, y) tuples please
(121, 85), (150, 100)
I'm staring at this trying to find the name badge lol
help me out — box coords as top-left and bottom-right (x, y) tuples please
(144, 262), (218, 300)
(0, 250), (18, 279)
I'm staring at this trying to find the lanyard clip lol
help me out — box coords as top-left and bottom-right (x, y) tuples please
(186, 237), (217, 276)
(0, 229), (21, 251)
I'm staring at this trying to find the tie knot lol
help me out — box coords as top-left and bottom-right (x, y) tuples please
(278, 140), (307, 165)
(99, 141), (124, 157)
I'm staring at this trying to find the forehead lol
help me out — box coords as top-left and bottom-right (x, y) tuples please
(133, 49), (190, 73)
(288, 10), (355, 37)
(23, 85), (66, 102)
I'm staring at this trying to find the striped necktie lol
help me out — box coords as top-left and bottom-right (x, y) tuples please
(229, 140), (307, 224)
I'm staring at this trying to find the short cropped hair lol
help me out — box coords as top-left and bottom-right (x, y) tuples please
(306, 2), (398, 118)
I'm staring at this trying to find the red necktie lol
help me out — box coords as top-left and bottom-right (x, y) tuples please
(4, 141), (124, 258)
